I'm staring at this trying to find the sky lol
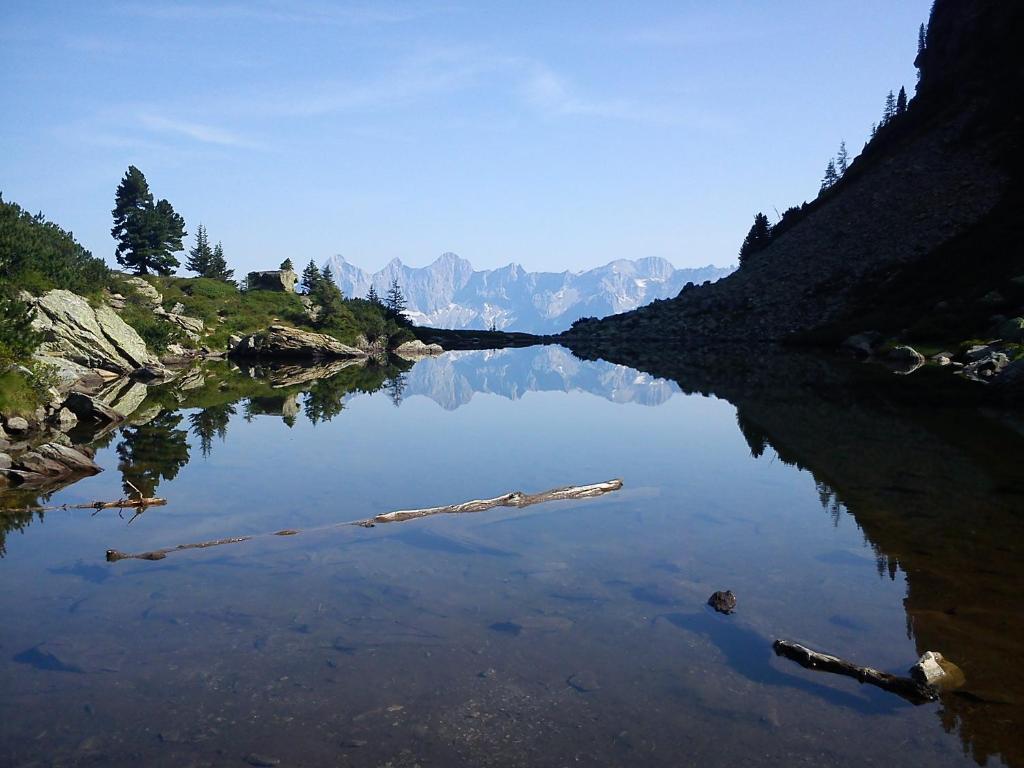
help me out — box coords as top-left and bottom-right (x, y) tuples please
(1, 1), (931, 275)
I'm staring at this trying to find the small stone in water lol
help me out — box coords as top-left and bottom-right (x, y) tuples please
(567, 671), (600, 692)
(244, 753), (281, 767)
(707, 590), (737, 614)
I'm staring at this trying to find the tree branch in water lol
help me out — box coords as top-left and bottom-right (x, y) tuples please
(773, 639), (938, 704)
(106, 479), (623, 563)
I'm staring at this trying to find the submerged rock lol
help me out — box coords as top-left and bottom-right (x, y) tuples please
(707, 590), (737, 614)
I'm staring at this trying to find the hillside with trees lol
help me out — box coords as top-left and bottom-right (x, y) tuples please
(565, 0), (1024, 358)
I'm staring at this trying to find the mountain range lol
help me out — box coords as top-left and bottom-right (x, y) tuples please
(322, 253), (732, 334)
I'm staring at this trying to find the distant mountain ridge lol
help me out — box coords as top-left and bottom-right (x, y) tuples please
(322, 253), (732, 334)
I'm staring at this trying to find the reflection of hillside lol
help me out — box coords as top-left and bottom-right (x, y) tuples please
(568, 342), (1024, 768)
(402, 346), (679, 410)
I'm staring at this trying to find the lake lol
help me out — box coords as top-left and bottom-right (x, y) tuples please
(1, 345), (1022, 767)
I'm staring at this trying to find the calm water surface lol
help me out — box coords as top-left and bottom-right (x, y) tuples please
(1, 346), (1022, 767)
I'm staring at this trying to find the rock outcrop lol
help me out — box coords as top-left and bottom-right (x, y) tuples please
(230, 325), (368, 359)
(394, 340), (444, 360)
(246, 269), (298, 293)
(28, 290), (157, 373)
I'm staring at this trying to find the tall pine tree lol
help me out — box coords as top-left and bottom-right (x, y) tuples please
(110, 166), (185, 275)
(820, 159), (840, 192)
(207, 242), (234, 282)
(366, 284), (382, 306)
(301, 259), (321, 293)
(384, 277), (407, 320)
(836, 141), (849, 174)
(186, 223), (213, 276)
(895, 86), (908, 116)
(882, 90), (897, 124)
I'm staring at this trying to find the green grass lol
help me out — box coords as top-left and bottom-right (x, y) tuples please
(0, 369), (44, 418)
(121, 276), (411, 351)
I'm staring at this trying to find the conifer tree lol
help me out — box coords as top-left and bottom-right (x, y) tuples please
(301, 259), (322, 294)
(311, 265), (345, 327)
(111, 166), (185, 275)
(280, 258), (294, 272)
(738, 212), (772, 267)
(883, 90), (897, 124)
(366, 284), (382, 306)
(384, 277), (407, 320)
(836, 141), (849, 175)
(186, 223), (213, 276)
(917, 23), (927, 56)
(820, 159), (839, 192)
(207, 242), (234, 282)
(895, 86), (908, 116)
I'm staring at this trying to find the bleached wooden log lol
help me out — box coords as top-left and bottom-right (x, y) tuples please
(360, 479), (624, 525)
(106, 479), (623, 563)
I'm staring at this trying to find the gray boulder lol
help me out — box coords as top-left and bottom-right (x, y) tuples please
(394, 339), (444, 360)
(121, 276), (162, 307)
(4, 416), (29, 433)
(53, 407), (78, 431)
(29, 290), (156, 372)
(64, 392), (125, 426)
(962, 351), (1010, 380)
(230, 325), (368, 359)
(246, 269), (298, 293)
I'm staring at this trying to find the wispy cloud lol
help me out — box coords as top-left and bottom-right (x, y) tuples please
(115, 1), (434, 26)
(139, 114), (263, 148)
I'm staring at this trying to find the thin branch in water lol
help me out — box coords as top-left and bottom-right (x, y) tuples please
(106, 479), (623, 563)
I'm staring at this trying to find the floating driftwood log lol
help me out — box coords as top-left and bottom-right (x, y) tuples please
(773, 639), (938, 704)
(106, 479), (623, 563)
(1, 480), (166, 515)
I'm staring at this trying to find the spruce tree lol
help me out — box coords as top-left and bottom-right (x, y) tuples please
(895, 86), (908, 116)
(186, 223), (213, 276)
(883, 90), (897, 124)
(311, 266), (345, 328)
(917, 23), (927, 56)
(738, 213), (772, 267)
(301, 259), (321, 293)
(280, 258), (294, 272)
(384, 277), (407, 320)
(836, 141), (849, 175)
(366, 284), (382, 306)
(207, 242), (234, 282)
(820, 159), (839, 192)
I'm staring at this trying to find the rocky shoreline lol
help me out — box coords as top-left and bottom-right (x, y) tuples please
(1, 280), (443, 492)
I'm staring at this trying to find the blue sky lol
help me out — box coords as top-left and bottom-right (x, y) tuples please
(1, 1), (930, 275)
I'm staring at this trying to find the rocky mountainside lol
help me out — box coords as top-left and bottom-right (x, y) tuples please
(565, 0), (1024, 348)
(323, 253), (732, 334)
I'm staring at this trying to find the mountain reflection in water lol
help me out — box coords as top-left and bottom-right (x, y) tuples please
(0, 345), (1021, 767)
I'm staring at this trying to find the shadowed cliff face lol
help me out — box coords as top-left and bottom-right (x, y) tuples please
(568, 341), (1024, 767)
(567, 0), (1024, 346)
